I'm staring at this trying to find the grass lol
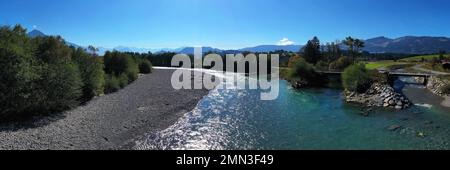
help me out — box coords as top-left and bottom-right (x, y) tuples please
(421, 63), (450, 73)
(398, 54), (450, 73)
(364, 60), (411, 70)
(399, 54), (442, 62)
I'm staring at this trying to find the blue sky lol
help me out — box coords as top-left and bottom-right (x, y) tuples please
(1, 0), (450, 49)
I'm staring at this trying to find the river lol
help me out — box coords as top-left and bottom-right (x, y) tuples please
(135, 69), (450, 150)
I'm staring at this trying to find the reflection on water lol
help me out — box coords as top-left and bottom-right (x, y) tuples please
(135, 71), (450, 150)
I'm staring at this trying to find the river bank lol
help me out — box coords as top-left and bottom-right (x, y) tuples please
(136, 79), (450, 150)
(0, 69), (210, 150)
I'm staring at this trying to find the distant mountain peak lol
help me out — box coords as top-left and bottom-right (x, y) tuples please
(239, 45), (302, 53)
(27, 29), (46, 38)
(364, 36), (450, 54)
(371, 36), (392, 40)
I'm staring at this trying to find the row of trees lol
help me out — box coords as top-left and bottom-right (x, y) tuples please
(102, 51), (152, 93)
(301, 36), (365, 71)
(0, 25), (152, 119)
(288, 36), (373, 92)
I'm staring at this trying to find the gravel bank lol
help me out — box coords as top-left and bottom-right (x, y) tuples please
(0, 69), (210, 150)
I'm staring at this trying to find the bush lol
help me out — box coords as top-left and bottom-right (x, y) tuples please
(118, 74), (129, 88)
(38, 63), (83, 112)
(342, 64), (372, 93)
(0, 25), (41, 117)
(139, 59), (153, 74)
(126, 61), (139, 81)
(104, 51), (139, 82)
(72, 48), (105, 101)
(288, 58), (322, 86)
(32, 36), (84, 112)
(1, 26), (84, 117)
(105, 74), (120, 93)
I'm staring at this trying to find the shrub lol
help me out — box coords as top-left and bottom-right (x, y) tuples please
(139, 59), (153, 74)
(342, 63), (372, 93)
(118, 74), (129, 88)
(288, 58), (322, 86)
(104, 51), (139, 82)
(1, 25), (108, 118)
(105, 74), (120, 93)
(30, 36), (85, 112)
(72, 48), (105, 101)
(38, 63), (83, 112)
(34, 36), (72, 64)
(126, 60), (139, 81)
(0, 25), (41, 117)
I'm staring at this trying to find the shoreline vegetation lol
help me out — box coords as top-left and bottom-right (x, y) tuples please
(1, 24), (450, 149)
(0, 69), (210, 149)
(283, 36), (450, 110)
(1, 25), (222, 150)
(0, 25), (153, 120)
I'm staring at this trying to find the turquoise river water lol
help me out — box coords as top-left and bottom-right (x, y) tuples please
(136, 69), (450, 150)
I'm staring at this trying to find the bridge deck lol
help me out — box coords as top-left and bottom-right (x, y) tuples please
(318, 71), (433, 77)
(388, 72), (432, 77)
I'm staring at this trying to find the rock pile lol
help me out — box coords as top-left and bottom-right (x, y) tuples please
(345, 83), (411, 110)
(426, 76), (449, 96)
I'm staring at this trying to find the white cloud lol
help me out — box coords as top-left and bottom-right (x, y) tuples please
(32, 25), (37, 29)
(277, 38), (295, 46)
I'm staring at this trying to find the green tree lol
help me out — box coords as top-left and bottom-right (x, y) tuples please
(302, 36), (321, 64)
(0, 25), (41, 117)
(72, 47), (105, 101)
(343, 37), (365, 63)
(324, 42), (342, 62)
(87, 45), (99, 57)
(354, 39), (365, 59)
(33, 36), (84, 112)
(343, 36), (355, 60)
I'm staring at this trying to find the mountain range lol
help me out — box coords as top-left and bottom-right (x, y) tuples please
(27, 29), (450, 55)
(364, 36), (450, 54)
